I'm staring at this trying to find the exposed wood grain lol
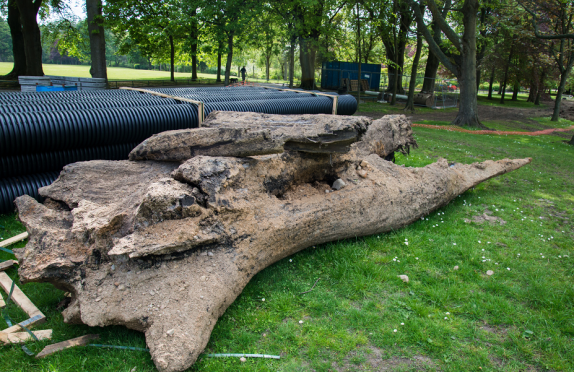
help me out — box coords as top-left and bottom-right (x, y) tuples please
(1, 314), (46, 334)
(0, 232), (28, 248)
(0, 260), (17, 272)
(0, 329), (52, 344)
(0, 272), (44, 319)
(35, 334), (100, 359)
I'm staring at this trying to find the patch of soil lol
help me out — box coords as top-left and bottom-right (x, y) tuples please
(357, 100), (574, 139)
(333, 347), (438, 372)
(464, 209), (507, 225)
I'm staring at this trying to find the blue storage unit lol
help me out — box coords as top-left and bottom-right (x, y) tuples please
(321, 61), (381, 90)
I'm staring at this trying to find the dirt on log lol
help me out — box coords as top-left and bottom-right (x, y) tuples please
(14, 112), (531, 372)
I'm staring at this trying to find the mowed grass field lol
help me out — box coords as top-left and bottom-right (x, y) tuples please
(0, 99), (573, 371)
(0, 62), (218, 81)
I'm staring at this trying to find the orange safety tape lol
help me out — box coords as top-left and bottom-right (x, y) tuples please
(412, 123), (574, 136)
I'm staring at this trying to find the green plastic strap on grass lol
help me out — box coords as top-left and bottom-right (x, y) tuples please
(1, 280), (40, 356)
(0, 247), (14, 255)
(205, 353), (281, 359)
(89, 344), (150, 352)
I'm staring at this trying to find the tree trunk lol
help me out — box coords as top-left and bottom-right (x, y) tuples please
(169, 35), (175, 82)
(421, 20), (441, 93)
(487, 65), (495, 99)
(299, 36), (317, 90)
(224, 32), (234, 86)
(190, 10), (198, 81)
(1, 0), (27, 80)
(500, 44), (513, 104)
(568, 135), (574, 145)
(476, 68), (481, 94)
(551, 66), (572, 121)
(289, 36), (295, 88)
(15, 0), (43, 76)
(535, 71), (545, 106)
(86, 0), (107, 80)
(526, 79), (536, 102)
(450, 0), (482, 128)
(404, 33), (423, 112)
(266, 55), (270, 81)
(216, 49), (222, 83)
(511, 80), (519, 101)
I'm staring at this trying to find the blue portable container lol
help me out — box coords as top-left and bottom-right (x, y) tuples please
(321, 61), (382, 90)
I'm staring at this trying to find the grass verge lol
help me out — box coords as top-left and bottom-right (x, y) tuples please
(1, 114), (573, 371)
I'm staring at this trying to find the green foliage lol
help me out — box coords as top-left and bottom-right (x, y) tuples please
(0, 18), (12, 62)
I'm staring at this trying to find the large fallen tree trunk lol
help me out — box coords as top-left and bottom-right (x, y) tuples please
(14, 112), (530, 372)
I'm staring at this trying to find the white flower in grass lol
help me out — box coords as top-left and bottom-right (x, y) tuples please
(262, 298), (265, 302)
(299, 320), (303, 324)
(444, 317), (448, 320)
(541, 256), (545, 258)
(289, 259), (292, 262)
(482, 249), (485, 251)
(400, 323), (404, 326)
(445, 312), (450, 315)
(393, 329), (397, 333)
(393, 258), (397, 262)
(415, 257), (419, 260)
(405, 242), (409, 246)
(507, 268), (511, 271)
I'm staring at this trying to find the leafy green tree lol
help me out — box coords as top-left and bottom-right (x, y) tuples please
(199, 0), (259, 85)
(410, 0), (485, 127)
(106, 0), (188, 81)
(0, 17), (13, 62)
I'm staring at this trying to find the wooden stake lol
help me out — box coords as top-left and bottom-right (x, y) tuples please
(1, 314), (46, 334)
(0, 272), (44, 319)
(0, 232), (28, 248)
(0, 329), (52, 344)
(0, 260), (17, 272)
(35, 334), (100, 359)
(119, 87), (205, 126)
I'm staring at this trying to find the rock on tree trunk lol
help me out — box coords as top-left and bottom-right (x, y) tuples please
(16, 0), (43, 76)
(1, 0), (27, 80)
(14, 112), (531, 372)
(86, 0), (107, 80)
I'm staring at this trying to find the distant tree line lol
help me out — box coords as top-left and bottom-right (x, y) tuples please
(1, 0), (574, 132)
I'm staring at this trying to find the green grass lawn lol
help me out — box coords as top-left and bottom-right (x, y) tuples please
(0, 62), (219, 81)
(1, 109), (573, 371)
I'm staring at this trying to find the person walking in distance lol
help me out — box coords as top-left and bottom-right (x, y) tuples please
(240, 66), (247, 83)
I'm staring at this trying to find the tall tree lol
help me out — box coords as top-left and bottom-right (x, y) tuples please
(15, 0), (43, 76)
(106, 0), (186, 81)
(365, 0), (413, 94)
(520, 0), (574, 121)
(410, 0), (484, 127)
(0, 0), (26, 79)
(86, 0), (107, 79)
(199, 0), (257, 86)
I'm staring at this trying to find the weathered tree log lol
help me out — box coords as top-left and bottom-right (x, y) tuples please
(13, 113), (531, 372)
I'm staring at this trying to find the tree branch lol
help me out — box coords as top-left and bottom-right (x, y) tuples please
(520, 1), (574, 39)
(425, 0), (462, 52)
(409, 0), (458, 75)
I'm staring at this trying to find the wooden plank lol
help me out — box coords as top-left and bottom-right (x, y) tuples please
(0, 329), (52, 344)
(0, 272), (44, 319)
(0, 232), (28, 248)
(119, 87), (204, 126)
(35, 334), (100, 359)
(0, 260), (17, 272)
(1, 314), (46, 334)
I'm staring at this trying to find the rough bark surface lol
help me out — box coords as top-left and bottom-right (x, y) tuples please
(86, 0), (107, 80)
(14, 113), (531, 372)
(1, 0), (27, 80)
